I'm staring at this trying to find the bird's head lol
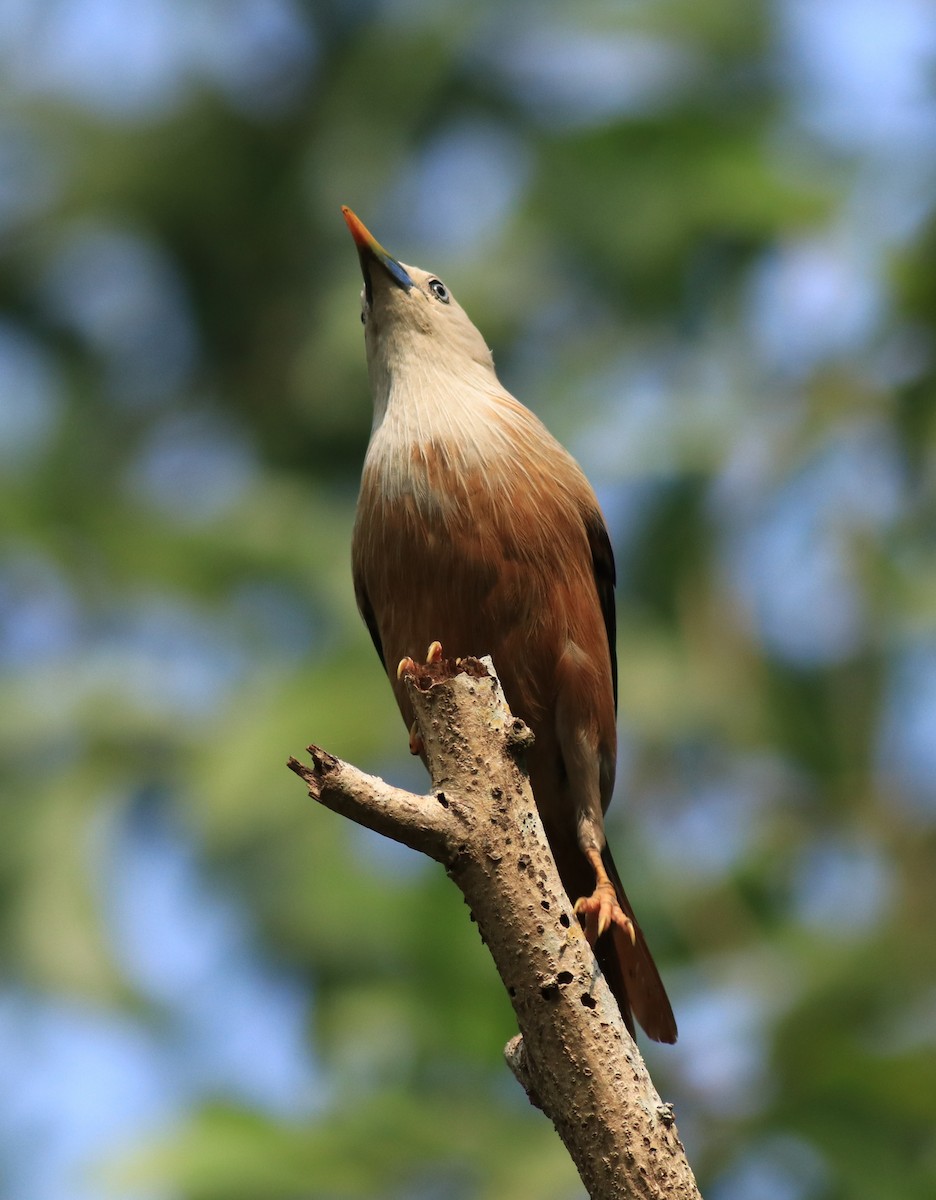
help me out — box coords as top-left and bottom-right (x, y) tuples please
(341, 207), (495, 387)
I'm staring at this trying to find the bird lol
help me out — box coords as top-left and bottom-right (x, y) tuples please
(342, 206), (677, 1044)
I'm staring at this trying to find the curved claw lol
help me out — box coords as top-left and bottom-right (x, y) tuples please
(574, 884), (636, 946)
(399, 645), (444, 755)
(399, 644), (444, 679)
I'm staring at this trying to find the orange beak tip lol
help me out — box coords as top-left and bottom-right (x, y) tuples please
(341, 205), (371, 249)
(340, 207), (414, 291)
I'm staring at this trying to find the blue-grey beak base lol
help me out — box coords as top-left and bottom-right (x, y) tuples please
(358, 245), (413, 298)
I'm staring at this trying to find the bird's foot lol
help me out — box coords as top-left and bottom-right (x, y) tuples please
(398, 643), (445, 757)
(396, 641), (444, 681)
(574, 881), (637, 945)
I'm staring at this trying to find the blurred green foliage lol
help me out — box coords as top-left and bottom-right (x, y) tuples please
(2, 1), (935, 1198)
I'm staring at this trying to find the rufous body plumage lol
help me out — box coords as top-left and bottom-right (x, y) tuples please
(343, 207), (676, 1043)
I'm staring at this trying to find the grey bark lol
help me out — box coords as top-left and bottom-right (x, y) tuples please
(288, 655), (701, 1200)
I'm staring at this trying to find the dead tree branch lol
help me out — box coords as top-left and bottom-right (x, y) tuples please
(288, 656), (700, 1200)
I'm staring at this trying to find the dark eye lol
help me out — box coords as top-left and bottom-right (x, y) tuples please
(360, 310), (366, 324)
(428, 278), (449, 303)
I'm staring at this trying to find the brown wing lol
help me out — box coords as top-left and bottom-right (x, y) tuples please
(353, 562), (385, 668)
(583, 506), (617, 713)
(581, 507), (676, 1042)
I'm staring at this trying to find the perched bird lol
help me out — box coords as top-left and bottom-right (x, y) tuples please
(342, 206), (677, 1044)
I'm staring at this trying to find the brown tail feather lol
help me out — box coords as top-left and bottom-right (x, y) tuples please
(598, 846), (677, 1044)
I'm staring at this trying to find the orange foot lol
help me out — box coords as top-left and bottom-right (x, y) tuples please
(397, 642), (444, 756)
(574, 848), (636, 945)
(396, 640), (443, 681)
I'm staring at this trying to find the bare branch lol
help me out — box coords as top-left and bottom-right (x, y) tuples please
(289, 656), (701, 1200)
(287, 746), (453, 861)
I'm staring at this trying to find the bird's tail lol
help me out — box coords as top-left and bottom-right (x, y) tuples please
(596, 846), (678, 1044)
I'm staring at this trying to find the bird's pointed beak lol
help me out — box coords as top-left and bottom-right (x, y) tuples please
(341, 206), (413, 294)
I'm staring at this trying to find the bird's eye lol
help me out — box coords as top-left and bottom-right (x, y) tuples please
(360, 310), (366, 324)
(428, 278), (450, 303)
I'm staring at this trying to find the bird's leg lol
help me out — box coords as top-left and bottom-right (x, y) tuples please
(574, 848), (636, 945)
(398, 642), (446, 756)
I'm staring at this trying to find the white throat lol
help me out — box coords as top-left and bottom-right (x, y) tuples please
(361, 343), (540, 511)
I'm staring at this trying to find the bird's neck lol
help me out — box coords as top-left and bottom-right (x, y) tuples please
(367, 340), (503, 450)
(362, 346), (537, 507)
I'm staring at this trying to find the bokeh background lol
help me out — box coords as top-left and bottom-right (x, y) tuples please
(2, 1), (936, 1197)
